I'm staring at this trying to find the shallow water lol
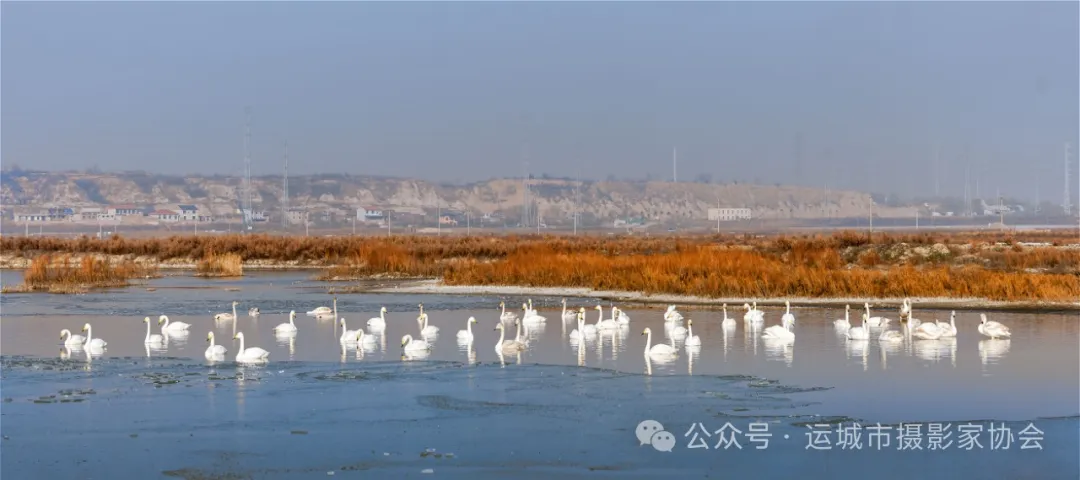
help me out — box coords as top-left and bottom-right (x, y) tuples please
(2, 271), (1078, 478)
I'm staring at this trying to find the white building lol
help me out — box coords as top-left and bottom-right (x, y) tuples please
(708, 208), (752, 221)
(358, 207), (385, 221)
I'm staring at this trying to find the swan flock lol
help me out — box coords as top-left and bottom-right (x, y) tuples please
(55, 298), (1012, 367)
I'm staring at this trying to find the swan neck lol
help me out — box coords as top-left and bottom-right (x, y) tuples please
(145, 320), (151, 340)
(645, 331), (652, 352)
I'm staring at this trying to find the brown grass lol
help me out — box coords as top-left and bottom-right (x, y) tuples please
(4, 254), (157, 293)
(441, 244), (1079, 302)
(2, 232), (1078, 301)
(195, 252), (244, 277)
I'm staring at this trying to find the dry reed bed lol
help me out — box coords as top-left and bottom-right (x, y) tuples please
(440, 246), (1078, 302)
(195, 252), (244, 277)
(2, 232), (1077, 300)
(3, 254), (157, 293)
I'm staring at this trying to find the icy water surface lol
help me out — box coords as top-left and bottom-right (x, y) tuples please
(1, 271), (1078, 478)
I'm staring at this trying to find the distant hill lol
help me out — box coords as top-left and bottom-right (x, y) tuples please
(0, 169), (906, 224)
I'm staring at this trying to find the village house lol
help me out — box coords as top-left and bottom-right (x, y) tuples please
(285, 208), (308, 225)
(178, 204), (198, 221)
(150, 209), (181, 222)
(108, 204), (142, 217)
(358, 206), (385, 221)
(79, 207), (105, 221)
(14, 209), (51, 223)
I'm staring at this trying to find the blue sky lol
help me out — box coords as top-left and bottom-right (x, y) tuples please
(2, 1), (1077, 201)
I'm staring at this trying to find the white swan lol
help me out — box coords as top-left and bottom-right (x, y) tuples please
(233, 331), (270, 363)
(579, 307), (599, 337)
(513, 319), (530, 346)
(493, 323), (526, 355)
(781, 300), (796, 329)
(420, 313), (439, 336)
(60, 329), (86, 347)
(863, 303), (890, 327)
(367, 306), (387, 328)
(879, 328), (905, 343)
(669, 320), (688, 337)
(356, 328), (377, 347)
(978, 313), (1011, 339)
(569, 311), (589, 341)
(846, 314), (870, 340)
(615, 307), (631, 325)
(912, 321), (943, 340)
(307, 297), (334, 316)
(721, 303), (736, 328)
(248, 307), (261, 317)
(499, 301), (518, 322)
(214, 301), (239, 321)
(273, 310), (299, 334)
(560, 299), (577, 321)
(664, 305), (684, 322)
(899, 297), (912, 320)
(143, 317), (165, 345)
(595, 305), (619, 330)
(937, 311), (958, 338)
(522, 303), (545, 325)
(401, 334), (431, 352)
(81, 323), (107, 349)
(416, 303), (426, 327)
(339, 318), (358, 345)
(762, 321), (795, 342)
(743, 302), (764, 324)
(641, 327), (677, 358)
(157, 315), (191, 333)
(907, 300), (924, 326)
(457, 316), (477, 341)
(205, 332), (228, 359)
(524, 299), (546, 322)
(834, 304), (852, 328)
(684, 319), (702, 346)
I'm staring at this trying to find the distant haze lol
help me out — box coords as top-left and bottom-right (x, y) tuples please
(2, 2), (1077, 203)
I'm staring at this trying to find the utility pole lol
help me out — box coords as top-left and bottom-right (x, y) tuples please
(387, 211), (391, 237)
(673, 146), (677, 183)
(282, 140), (289, 229)
(715, 196), (721, 234)
(437, 202), (441, 236)
(352, 216), (356, 235)
(1064, 142), (1073, 216)
(242, 107), (252, 233)
(466, 211), (471, 236)
(999, 193), (1005, 227)
(933, 144), (940, 197)
(868, 198), (874, 241)
(915, 209), (919, 230)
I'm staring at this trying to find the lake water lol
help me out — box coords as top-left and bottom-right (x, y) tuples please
(1, 271), (1078, 478)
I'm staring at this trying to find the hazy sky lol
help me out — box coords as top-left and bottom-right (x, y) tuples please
(2, 2), (1077, 201)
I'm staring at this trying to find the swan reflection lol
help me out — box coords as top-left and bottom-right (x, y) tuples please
(978, 339), (1011, 372)
(846, 339), (869, 371)
(762, 337), (794, 367)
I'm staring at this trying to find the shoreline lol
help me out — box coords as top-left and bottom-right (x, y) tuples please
(359, 279), (1080, 312)
(4, 265), (1078, 310)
